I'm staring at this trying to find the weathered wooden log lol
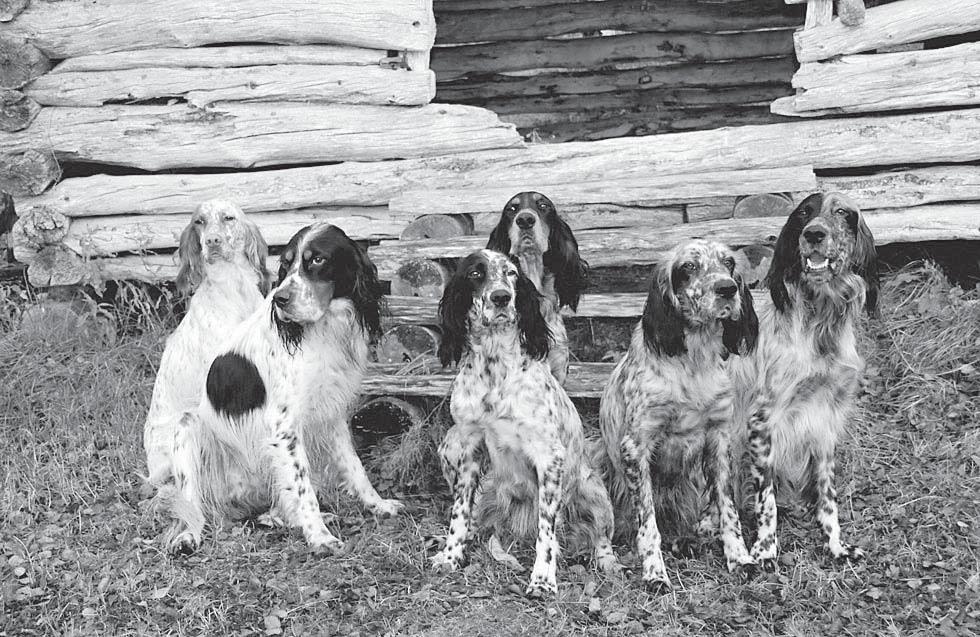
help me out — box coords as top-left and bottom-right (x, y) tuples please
(837, 0), (867, 26)
(805, 0), (834, 28)
(0, 0), (27, 22)
(0, 35), (50, 88)
(405, 50), (431, 73)
(733, 245), (774, 288)
(3, 103), (523, 170)
(795, 0), (980, 62)
(25, 65), (437, 108)
(0, 89), (39, 132)
(37, 207), (399, 258)
(11, 206), (69, 261)
(0, 191), (15, 258)
(435, 0), (801, 45)
(350, 396), (425, 438)
(432, 30), (795, 78)
(400, 214), (473, 241)
(389, 258), (452, 298)
(0, 149), (60, 197)
(686, 198), (739, 223)
(389, 167), (817, 217)
(436, 58), (795, 99)
(471, 204), (685, 234)
(818, 167), (980, 210)
(772, 42), (980, 117)
(435, 0), (593, 10)
(376, 325), (441, 364)
(5, 0), (435, 57)
(733, 193), (796, 219)
(52, 45), (394, 74)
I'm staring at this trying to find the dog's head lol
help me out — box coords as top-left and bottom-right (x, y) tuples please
(175, 199), (269, 296)
(486, 191), (588, 311)
(271, 224), (383, 348)
(767, 192), (879, 317)
(641, 240), (758, 358)
(437, 249), (550, 366)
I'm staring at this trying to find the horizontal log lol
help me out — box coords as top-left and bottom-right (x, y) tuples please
(432, 30), (795, 78)
(26, 66), (436, 108)
(0, 89), (39, 132)
(436, 58), (796, 101)
(3, 103), (523, 170)
(52, 45), (395, 74)
(435, 0), (801, 45)
(0, 35), (50, 88)
(434, 0), (595, 11)
(0, 149), (60, 197)
(364, 362), (616, 398)
(471, 204), (685, 234)
(772, 42), (980, 117)
(389, 167), (817, 216)
(818, 167), (980, 210)
(795, 0), (980, 62)
(5, 0), (435, 57)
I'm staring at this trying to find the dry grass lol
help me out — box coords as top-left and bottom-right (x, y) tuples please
(1, 265), (978, 636)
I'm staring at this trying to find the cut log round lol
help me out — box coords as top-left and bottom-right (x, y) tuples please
(375, 325), (441, 365)
(350, 396), (425, 440)
(733, 193), (796, 219)
(0, 0), (28, 22)
(0, 35), (51, 88)
(733, 244), (774, 288)
(389, 258), (451, 298)
(0, 89), (39, 132)
(400, 214), (473, 241)
(838, 0), (867, 26)
(0, 149), (61, 197)
(11, 206), (69, 259)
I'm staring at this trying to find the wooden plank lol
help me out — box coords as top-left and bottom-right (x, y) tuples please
(57, 208), (400, 258)
(52, 45), (393, 74)
(2, 102), (523, 171)
(434, 0), (801, 44)
(772, 42), (980, 117)
(20, 204), (980, 286)
(26, 65), (436, 107)
(804, 0), (834, 28)
(795, 0), (980, 62)
(433, 32), (795, 80)
(389, 167), (818, 216)
(4, 0), (436, 57)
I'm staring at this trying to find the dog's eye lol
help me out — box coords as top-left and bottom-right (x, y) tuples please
(193, 218), (205, 225)
(834, 208), (847, 216)
(223, 214), (236, 221)
(507, 270), (518, 278)
(537, 201), (548, 209)
(310, 256), (325, 266)
(506, 204), (518, 213)
(682, 261), (697, 273)
(722, 257), (735, 272)
(467, 270), (483, 279)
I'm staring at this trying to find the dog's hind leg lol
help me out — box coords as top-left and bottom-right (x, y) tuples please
(167, 411), (208, 555)
(703, 419), (752, 573)
(327, 418), (403, 517)
(748, 402), (779, 570)
(806, 451), (863, 561)
(575, 466), (621, 573)
(621, 434), (671, 593)
(432, 424), (482, 573)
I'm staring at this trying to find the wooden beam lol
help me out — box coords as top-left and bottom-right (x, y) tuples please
(434, 0), (801, 45)
(0, 149), (60, 197)
(3, 103), (523, 171)
(5, 0), (436, 57)
(52, 45), (394, 74)
(773, 42), (980, 117)
(389, 167), (818, 216)
(0, 89), (39, 132)
(818, 167), (980, 210)
(0, 35), (50, 88)
(795, 0), (980, 63)
(25, 66), (436, 108)
(804, 0), (834, 29)
(434, 37), (794, 82)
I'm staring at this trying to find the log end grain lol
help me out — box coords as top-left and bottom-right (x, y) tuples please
(399, 213), (473, 240)
(389, 258), (451, 298)
(375, 324), (441, 365)
(0, 89), (40, 132)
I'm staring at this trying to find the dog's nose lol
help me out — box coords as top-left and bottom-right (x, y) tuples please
(515, 212), (536, 230)
(803, 228), (826, 244)
(204, 235), (222, 247)
(715, 280), (738, 299)
(489, 289), (512, 308)
(272, 287), (291, 308)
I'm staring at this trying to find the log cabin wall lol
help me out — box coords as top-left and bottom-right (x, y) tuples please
(431, 0), (805, 142)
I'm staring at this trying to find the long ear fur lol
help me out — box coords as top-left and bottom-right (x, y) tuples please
(242, 218), (271, 294)
(515, 271), (551, 361)
(766, 196), (813, 313)
(486, 214), (512, 254)
(175, 222), (204, 296)
(641, 263), (686, 357)
(437, 269), (474, 367)
(722, 277), (759, 356)
(543, 215), (589, 311)
(852, 215), (880, 317)
(349, 241), (385, 344)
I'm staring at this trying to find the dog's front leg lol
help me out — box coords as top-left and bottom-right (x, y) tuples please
(621, 434), (671, 593)
(807, 451), (864, 561)
(748, 401), (778, 570)
(526, 446), (566, 597)
(327, 418), (403, 517)
(703, 418), (752, 573)
(432, 425), (481, 572)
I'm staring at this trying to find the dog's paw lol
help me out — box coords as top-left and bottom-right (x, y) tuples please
(431, 550), (462, 573)
(832, 544), (865, 562)
(372, 498), (404, 518)
(525, 575), (558, 598)
(596, 553), (622, 574)
(309, 536), (345, 556)
(643, 577), (672, 596)
(168, 530), (201, 556)
(732, 562), (758, 582)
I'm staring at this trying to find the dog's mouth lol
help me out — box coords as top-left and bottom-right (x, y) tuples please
(802, 252), (840, 276)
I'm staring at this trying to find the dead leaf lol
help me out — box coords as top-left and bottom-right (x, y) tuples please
(264, 614), (282, 636)
(487, 535), (524, 572)
(605, 610), (628, 624)
(150, 585), (171, 600)
(588, 597), (601, 614)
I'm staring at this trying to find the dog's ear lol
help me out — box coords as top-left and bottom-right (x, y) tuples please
(438, 265), (475, 367)
(241, 217), (271, 295)
(349, 240), (385, 344)
(543, 214), (588, 311)
(641, 262), (686, 357)
(766, 194), (815, 313)
(175, 221), (204, 296)
(486, 212), (513, 254)
(722, 276), (759, 357)
(515, 269), (551, 361)
(852, 213), (880, 318)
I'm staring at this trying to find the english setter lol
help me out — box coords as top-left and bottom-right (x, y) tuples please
(598, 239), (759, 591)
(166, 223), (402, 555)
(486, 191), (588, 384)
(143, 199), (268, 487)
(731, 192), (878, 568)
(431, 249), (619, 596)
